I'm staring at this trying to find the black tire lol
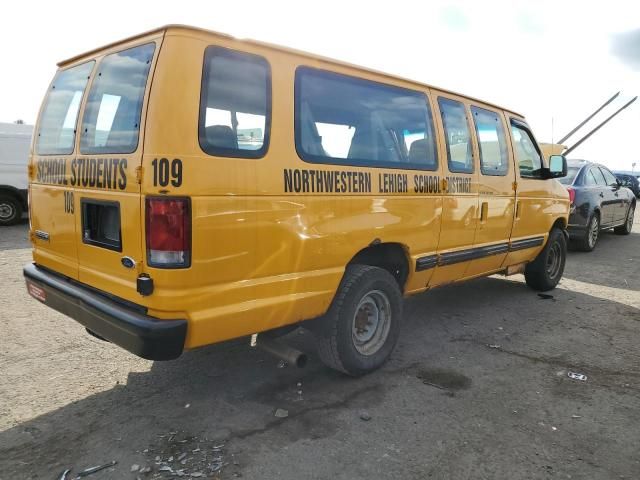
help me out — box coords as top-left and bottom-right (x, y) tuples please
(614, 204), (634, 235)
(524, 228), (567, 291)
(572, 212), (600, 252)
(315, 265), (403, 376)
(0, 195), (22, 226)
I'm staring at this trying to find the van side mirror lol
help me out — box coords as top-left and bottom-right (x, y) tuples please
(548, 155), (567, 178)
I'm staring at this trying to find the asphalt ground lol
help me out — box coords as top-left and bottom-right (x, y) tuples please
(1, 218), (638, 479)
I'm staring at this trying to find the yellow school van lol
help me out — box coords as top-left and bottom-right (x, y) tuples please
(24, 25), (569, 375)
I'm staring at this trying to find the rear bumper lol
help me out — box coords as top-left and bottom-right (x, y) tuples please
(23, 263), (187, 360)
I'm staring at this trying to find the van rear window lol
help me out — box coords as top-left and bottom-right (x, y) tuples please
(36, 61), (94, 155)
(295, 67), (438, 170)
(80, 43), (155, 154)
(199, 47), (271, 158)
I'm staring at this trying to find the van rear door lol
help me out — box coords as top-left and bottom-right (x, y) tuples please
(31, 61), (95, 279)
(30, 38), (161, 303)
(74, 42), (158, 301)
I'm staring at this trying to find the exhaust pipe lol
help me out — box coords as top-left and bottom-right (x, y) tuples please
(252, 334), (307, 368)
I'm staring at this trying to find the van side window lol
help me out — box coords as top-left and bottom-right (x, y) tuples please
(295, 67), (437, 170)
(510, 122), (543, 178)
(36, 61), (94, 155)
(80, 43), (155, 154)
(471, 106), (509, 176)
(199, 47), (271, 158)
(438, 98), (473, 173)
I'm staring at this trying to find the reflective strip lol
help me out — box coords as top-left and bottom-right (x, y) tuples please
(415, 235), (546, 272)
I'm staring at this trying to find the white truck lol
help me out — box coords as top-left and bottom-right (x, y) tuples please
(0, 122), (33, 225)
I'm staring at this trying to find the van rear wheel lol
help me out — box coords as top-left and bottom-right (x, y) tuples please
(524, 228), (567, 291)
(315, 265), (402, 376)
(0, 195), (22, 226)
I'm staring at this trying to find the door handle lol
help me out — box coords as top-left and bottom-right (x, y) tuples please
(515, 200), (521, 219)
(480, 202), (488, 222)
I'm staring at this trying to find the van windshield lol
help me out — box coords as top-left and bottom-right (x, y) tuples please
(36, 62), (94, 155)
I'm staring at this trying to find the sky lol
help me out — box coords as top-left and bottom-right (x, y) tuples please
(1, 0), (639, 171)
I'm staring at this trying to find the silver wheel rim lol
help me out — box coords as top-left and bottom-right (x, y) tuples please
(627, 207), (634, 230)
(546, 241), (562, 279)
(588, 216), (599, 248)
(352, 290), (392, 356)
(0, 202), (15, 220)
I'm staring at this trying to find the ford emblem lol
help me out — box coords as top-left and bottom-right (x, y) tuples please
(121, 256), (136, 269)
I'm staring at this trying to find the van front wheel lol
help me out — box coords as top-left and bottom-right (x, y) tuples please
(524, 228), (567, 291)
(315, 265), (403, 376)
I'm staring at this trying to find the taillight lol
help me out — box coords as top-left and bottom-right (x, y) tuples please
(145, 197), (191, 268)
(566, 187), (575, 205)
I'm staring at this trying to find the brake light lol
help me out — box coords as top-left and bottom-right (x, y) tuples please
(566, 187), (575, 205)
(145, 197), (191, 268)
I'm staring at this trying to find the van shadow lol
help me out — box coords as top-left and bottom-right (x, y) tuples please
(1, 273), (639, 478)
(0, 329), (384, 477)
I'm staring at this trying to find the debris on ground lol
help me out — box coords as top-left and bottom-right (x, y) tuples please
(537, 293), (554, 300)
(568, 371), (588, 381)
(274, 408), (289, 418)
(488, 344), (501, 349)
(76, 461), (117, 477)
(359, 411), (372, 421)
(294, 380), (304, 401)
(277, 360), (288, 368)
(142, 430), (237, 478)
(58, 469), (71, 480)
(130, 464), (140, 472)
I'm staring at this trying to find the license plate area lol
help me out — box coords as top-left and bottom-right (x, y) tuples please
(27, 281), (47, 302)
(81, 199), (122, 252)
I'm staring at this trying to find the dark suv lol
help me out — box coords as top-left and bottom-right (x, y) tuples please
(614, 172), (640, 198)
(558, 160), (636, 251)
